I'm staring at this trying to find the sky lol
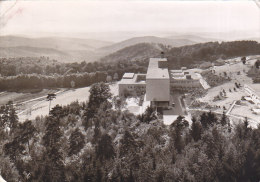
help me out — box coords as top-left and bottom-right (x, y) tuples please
(0, 0), (259, 41)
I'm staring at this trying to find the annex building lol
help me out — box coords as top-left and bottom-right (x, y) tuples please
(244, 84), (260, 106)
(118, 57), (203, 108)
(170, 68), (202, 91)
(118, 73), (146, 97)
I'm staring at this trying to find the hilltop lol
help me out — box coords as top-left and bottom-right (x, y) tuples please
(100, 43), (164, 62)
(166, 34), (219, 43)
(99, 36), (196, 53)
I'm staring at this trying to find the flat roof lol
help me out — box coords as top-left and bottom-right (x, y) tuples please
(146, 58), (169, 79)
(170, 69), (200, 80)
(171, 70), (183, 73)
(122, 73), (135, 79)
(119, 73), (146, 84)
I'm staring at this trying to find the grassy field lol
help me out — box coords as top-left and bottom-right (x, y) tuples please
(17, 83), (118, 122)
(0, 83), (119, 122)
(0, 89), (59, 106)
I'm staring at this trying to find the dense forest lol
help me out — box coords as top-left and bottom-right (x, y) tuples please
(0, 57), (147, 91)
(99, 40), (260, 69)
(0, 57), (148, 77)
(166, 40), (260, 68)
(0, 83), (260, 182)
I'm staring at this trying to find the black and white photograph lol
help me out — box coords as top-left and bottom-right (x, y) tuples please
(0, 0), (260, 181)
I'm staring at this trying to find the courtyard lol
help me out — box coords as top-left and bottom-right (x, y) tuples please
(163, 91), (190, 125)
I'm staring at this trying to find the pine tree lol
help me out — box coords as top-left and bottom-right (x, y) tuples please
(190, 118), (203, 142)
(92, 124), (101, 144)
(88, 82), (112, 108)
(207, 111), (218, 126)
(120, 130), (137, 157)
(16, 120), (36, 153)
(85, 82), (112, 121)
(96, 134), (115, 161)
(174, 127), (184, 154)
(200, 112), (208, 128)
(42, 116), (65, 182)
(221, 111), (227, 126)
(69, 128), (85, 156)
(127, 169), (135, 182)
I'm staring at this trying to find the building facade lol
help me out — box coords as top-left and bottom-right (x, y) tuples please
(170, 69), (202, 91)
(146, 58), (170, 108)
(118, 73), (146, 97)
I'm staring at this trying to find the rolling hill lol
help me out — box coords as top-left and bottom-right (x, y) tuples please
(0, 35), (199, 62)
(0, 36), (113, 62)
(166, 34), (219, 43)
(0, 36), (113, 50)
(100, 43), (164, 63)
(0, 46), (106, 62)
(2, 34), (257, 63)
(98, 36), (196, 53)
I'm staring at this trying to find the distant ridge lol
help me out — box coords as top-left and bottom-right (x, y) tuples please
(0, 36), (113, 62)
(166, 34), (220, 43)
(99, 36), (196, 53)
(0, 36), (113, 51)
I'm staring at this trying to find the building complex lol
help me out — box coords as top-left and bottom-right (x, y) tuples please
(118, 58), (203, 108)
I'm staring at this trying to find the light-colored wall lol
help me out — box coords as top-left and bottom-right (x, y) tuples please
(146, 78), (170, 101)
(170, 79), (201, 89)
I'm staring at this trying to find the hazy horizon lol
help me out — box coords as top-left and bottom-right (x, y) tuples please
(0, 1), (259, 42)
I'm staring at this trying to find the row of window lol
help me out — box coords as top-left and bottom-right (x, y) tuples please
(171, 80), (199, 84)
(127, 85), (145, 89)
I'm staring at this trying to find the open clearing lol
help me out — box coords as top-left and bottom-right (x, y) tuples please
(0, 83), (119, 122)
(18, 87), (91, 121)
(0, 89), (59, 106)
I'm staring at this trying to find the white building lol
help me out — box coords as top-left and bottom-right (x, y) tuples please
(146, 58), (170, 108)
(170, 69), (202, 91)
(244, 84), (260, 106)
(118, 58), (204, 108)
(118, 73), (146, 97)
(118, 58), (170, 108)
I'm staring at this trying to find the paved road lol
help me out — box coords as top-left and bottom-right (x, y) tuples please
(226, 100), (237, 115)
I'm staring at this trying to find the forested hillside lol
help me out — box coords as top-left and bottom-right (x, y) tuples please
(166, 40), (260, 68)
(0, 57), (148, 91)
(100, 43), (165, 62)
(100, 40), (260, 69)
(0, 83), (260, 181)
